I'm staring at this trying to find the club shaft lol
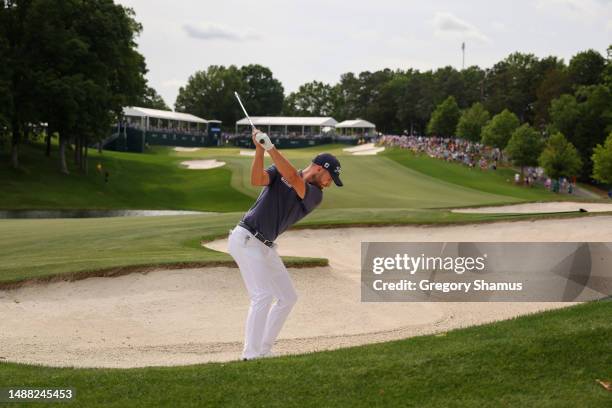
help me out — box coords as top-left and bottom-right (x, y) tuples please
(234, 92), (255, 129)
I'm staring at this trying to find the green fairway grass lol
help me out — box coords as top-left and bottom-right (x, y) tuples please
(0, 143), (253, 211)
(382, 148), (570, 203)
(0, 300), (609, 407)
(1, 141), (568, 212)
(171, 143), (561, 209)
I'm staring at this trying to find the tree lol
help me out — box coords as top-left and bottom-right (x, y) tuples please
(282, 81), (334, 116)
(505, 124), (544, 179)
(239, 64), (284, 116)
(395, 69), (436, 135)
(480, 109), (520, 153)
(3, 0), (39, 169)
(426, 96), (460, 137)
(23, 0), (147, 173)
(549, 85), (612, 179)
(549, 94), (579, 140)
(591, 131), (612, 185)
(483, 52), (542, 122)
(138, 85), (169, 110)
(538, 132), (582, 179)
(175, 65), (244, 126)
(534, 67), (570, 128)
(0, 3), (11, 145)
(456, 102), (490, 142)
(331, 72), (362, 121)
(568, 49), (606, 88)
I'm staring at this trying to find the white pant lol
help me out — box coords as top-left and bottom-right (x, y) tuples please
(228, 225), (298, 359)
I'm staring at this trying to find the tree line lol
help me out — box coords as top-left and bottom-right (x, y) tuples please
(1, 1), (610, 184)
(177, 48), (611, 183)
(0, 0), (162, 172)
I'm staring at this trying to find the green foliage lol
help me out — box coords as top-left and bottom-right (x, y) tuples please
(175, 65), (244, 126)
(534, 67), (570, 127)
(456, 102), (490, 142)
(480, 109), (520, 150)
(549, 94), (580, 138)
(483, 53), (562, 124)
(426, 96), (461, 137)
(239, 64), (284, 115)
(568, 49), (606, 88)
(549, 85), (612, 178)
(505, 124), (544, 171)
(591, 131), (612, 184)
(283, 81), (335, 116)
(175, 64), (284, 126)
(138, 85), (169, 110)
(538, 132), (583, 179)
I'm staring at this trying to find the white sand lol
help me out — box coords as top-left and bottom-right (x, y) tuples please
(173, 147), (201, 152)
(239, 150), (269, 157)
(2, 216), (610, 368)
(453, 201), (612, 214)
(180, 160), (225, 170)
(342, 143), (385, 155)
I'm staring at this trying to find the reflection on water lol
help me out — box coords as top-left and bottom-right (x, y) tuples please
(0, 210), (208, 219)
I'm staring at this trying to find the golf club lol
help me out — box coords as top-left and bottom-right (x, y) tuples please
(234, 91), (269, 147)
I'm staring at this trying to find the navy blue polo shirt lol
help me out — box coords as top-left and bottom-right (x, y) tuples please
(241, 165), (323, 242)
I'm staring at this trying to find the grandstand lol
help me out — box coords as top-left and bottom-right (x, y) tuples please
(103, 107), (222, 153)
(234, 116), (377, 148)
(336, 119), (377, 137)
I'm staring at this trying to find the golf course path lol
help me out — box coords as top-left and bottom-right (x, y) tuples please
(3, 216), (612, 368)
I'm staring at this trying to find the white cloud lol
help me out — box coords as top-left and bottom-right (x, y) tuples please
(535, 0), (609, 20)
(183, 23), (260, 41)
(432, 12), (491, 43)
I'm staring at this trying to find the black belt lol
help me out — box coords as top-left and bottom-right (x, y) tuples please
(238, 221), (274, 247)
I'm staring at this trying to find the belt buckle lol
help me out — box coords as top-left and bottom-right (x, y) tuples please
(254, 231), (272, 247)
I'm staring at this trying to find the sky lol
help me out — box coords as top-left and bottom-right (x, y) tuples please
(115, 0), (612, 109)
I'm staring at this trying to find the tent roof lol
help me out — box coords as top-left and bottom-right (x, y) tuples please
(335, 119), (376, 128)
(123, 107), (208, 124)
(236, 116), (338, 127)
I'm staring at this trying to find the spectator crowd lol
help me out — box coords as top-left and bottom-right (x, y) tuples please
(377, 135), (501, 170)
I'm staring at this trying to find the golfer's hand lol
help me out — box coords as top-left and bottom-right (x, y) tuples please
(251, 129), (262, 148)
(252, 129), (274, 151)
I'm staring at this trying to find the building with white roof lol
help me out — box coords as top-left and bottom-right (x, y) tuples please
(123, 106), (208, 133)
(235, 116), (338, 138)
(335, 119), (377, 137)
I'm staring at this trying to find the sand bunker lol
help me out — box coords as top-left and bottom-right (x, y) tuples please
(174, 147), (201, 152)
(239, 150), (269, 157)
(343, 143), (385, 155)
(453, 201), (612, 214)
(180, 159), (225, 170)
(2, 215), (611, 368)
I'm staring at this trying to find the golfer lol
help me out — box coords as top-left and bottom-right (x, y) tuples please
(228, 129), (343, 361)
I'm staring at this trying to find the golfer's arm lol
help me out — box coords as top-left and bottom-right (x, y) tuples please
(268, 148), (306, 198)
(250, 146), (270, 186)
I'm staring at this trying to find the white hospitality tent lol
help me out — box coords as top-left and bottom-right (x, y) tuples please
(335, 119), (376, 137)
(235, 116), (338, 137)
(123, 107), (208, 133)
